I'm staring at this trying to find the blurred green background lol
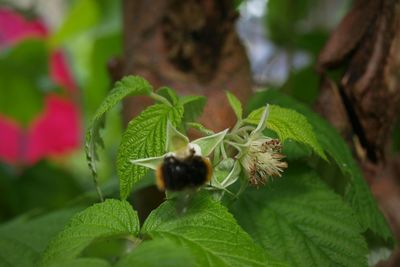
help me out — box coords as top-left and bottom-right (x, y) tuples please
(0, 0), (124, 220)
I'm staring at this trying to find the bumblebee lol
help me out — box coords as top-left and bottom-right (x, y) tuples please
(156, 146), (212, 191)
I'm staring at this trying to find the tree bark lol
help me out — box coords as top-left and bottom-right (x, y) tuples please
(317, 0), (400, 265)
(121, 0), (252, 131)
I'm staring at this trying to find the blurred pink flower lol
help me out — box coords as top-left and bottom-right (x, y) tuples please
(50, 50), (78, 93)
(26, 95), (80, 164)
(0, 7), (80, 165)
(0, 8), (46, 48)
(0, 115), (22, 164)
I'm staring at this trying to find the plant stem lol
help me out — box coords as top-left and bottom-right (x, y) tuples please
(92, 172), (104, 202)
(150, 92), (172, 106)
(231, 120), (243, 133)
(226, 133), (246, 143)
(220, 143), (228, 159)
(233, 125), (254, 134)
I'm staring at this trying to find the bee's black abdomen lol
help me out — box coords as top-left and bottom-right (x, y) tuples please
(160, 155), (209, 191)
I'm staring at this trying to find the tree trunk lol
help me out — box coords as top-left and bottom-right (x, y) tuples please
(317, 0), (400, 265)
(121, 0), (252, 131)
(119, 0), (253, 221)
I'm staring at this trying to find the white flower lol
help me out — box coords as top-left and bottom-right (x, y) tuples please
(238, 105), (287, 186)
(241, 137), (287, 186)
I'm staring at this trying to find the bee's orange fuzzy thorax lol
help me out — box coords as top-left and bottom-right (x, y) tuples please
(156, 165), (165, 191)
(204, 158), (213, 182)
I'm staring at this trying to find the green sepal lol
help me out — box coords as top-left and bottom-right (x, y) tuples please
(166, 121), (189, 152)
(192, 129), (229, 156)
(220, 160), (241, 187)
(226, 91), (243, 120)
(130, 155), (164, 170)
(251, 104), (269, 137)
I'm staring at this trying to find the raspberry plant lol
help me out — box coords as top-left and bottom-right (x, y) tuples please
(0, 76), (393, 267)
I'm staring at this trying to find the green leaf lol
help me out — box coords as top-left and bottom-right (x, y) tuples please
(226, 91), (243, 119)
(344, 159), (392, 237)
(142, 194), (286, 267)
(85, 76), (152, 194)
(0, 237), (37, 267)
(48, 258), (110, 267)
(282, 139), (312, 161)
(246, 90), (392, 241)
(115, 239), (197, 267)
(180, 95), (206, 123)
(282, 66), (319, 105)
(231, 166), (368, 267)
(246, 105), (326, 160)
(268, 106), (326, 160)
(91, 76), (153, 124)
(0, 161), (83, 216)
(0, 208), (78, 267)
(40, 199), (139, 266)
(311, 119), (394, 241)
(117, 103), (183, 199)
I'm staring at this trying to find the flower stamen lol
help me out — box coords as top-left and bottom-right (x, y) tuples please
(241, 137), (288, 187)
